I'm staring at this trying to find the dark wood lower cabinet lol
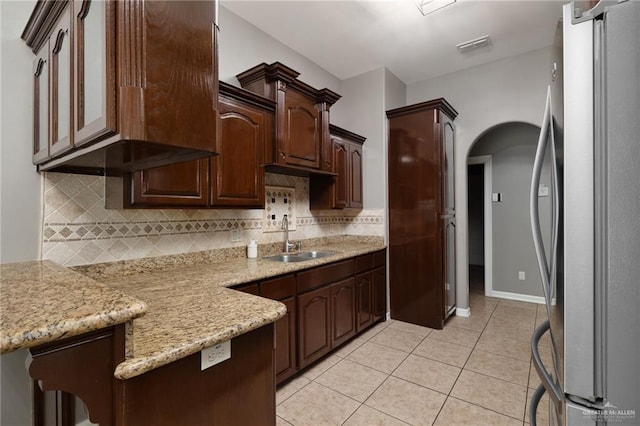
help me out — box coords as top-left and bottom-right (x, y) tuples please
(29, 324), (276, 426)
(297, 286), (332, 369)
(355, 272), (374, 332)
(373, 266), (387, 322)
(237, 250), (386, 387)
(120, 324), (275, 426)
(274, 296), (297, 383)
(331, 278), (356, 347)
(29, 327), (124, 426)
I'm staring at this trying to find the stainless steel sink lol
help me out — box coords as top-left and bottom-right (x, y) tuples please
(264, 254), (310, 263)
(295, 251), (335, 259)
(264, 251), (335, 262)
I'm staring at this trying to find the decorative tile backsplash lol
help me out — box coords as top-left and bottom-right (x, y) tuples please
(41, 172), (384, 266)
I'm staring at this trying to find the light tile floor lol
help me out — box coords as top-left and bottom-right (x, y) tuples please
(275, 285), (553, 426)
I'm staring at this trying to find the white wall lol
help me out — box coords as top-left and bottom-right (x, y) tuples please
(407, 46), (559, 310)
(1, 0), (41, 264)
(331, 68), (382, 210)
(1, 2), (39, 424)
(218, 5), (341, 92)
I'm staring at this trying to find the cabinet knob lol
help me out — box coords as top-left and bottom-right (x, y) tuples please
(279, 151), (286, 159)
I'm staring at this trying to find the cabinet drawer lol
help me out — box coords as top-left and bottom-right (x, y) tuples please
(297, 259), (355, 293)
(373, 250), (386, 268)
(261, 275), (295, 300)
(355, 254), (373, 274)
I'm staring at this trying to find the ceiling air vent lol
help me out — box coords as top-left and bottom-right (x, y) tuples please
(456, 35), (491, 53)
(417, 0), (456, 16)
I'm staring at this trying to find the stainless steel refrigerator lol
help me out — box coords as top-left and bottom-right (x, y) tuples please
(529, 1), (640, 425)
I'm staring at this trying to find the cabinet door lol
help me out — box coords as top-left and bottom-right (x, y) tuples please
(373, 266), (386, 322)
(33, 46), (50, 164)
(128, 159), (209, 207)
(73, 0), (116, 147)
(212, 95), (266, 207)
(355, 272), (374, 332)
(297, 286), (331, 369)
(443, 117), (455, 214)
(444, 219), (456, 318)
(275, 296), (297, 384)
(281, 90), (321, 169)
(49, 6), (74, 158)
(330, 278), (355, 348)
(349, 143), (363, 209)
(332, 139), (349, 208)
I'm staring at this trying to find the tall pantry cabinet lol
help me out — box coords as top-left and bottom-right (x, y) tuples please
(386, 99), (458, 330)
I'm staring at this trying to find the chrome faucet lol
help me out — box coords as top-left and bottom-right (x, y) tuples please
(281, 215), (299, 253)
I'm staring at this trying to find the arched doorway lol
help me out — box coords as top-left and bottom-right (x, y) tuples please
(466, 122), (550, 305)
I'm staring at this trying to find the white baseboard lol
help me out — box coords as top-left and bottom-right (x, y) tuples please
(489, 290), (546, 305)
(455, 307), (471, 317)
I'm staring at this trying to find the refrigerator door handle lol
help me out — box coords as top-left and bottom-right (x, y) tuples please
(530, 86), (557, 311)
(531, 320), (563, 406)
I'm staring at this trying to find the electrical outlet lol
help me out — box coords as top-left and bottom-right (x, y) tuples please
(201, 340), (231, 370)
(518, 271), (526, 280)
(230, 229), (243, 242)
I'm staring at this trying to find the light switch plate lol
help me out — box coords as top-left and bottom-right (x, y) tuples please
(201, 340), (231, 370)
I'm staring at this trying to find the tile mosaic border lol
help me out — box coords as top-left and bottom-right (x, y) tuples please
(43, 219), (263, 243)
(43, 214), (384, 243)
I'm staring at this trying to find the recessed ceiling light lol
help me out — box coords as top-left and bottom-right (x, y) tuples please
(417, 0), (456, 16)
(456, 35), (492, 53)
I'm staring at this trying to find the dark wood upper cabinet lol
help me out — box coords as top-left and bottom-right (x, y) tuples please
(348, 141), (364, 209)
(129, 159), (210, 208)
(386, 98), (458, 330)
(332, 139), (349, 208)
(236, 62), (340, 177)
(48, 4), (74, 159)
(310, 125), (365, 210)
(212, 84), (272, 208)
(32, 45), (50, 164)
(126, 83), (274, 209)
(22, 0), (219, 175)
(73, 0), (117, 148)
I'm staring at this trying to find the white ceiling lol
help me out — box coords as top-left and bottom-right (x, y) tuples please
(221, 0), (566, 84)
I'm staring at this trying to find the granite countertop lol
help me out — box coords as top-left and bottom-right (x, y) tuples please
(85, 236), (385, 379)
(0, 260), (147, 353)
(1, 236), (385, 381)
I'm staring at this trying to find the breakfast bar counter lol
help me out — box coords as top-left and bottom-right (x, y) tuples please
(0, 235), (385, 425)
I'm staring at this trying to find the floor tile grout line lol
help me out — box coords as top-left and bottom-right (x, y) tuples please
(446, 394), (531, 423)
(458, 299), (533, 423)
(275, 320), (394, 421)
(408, 349), (468, 369)
(341, 340), (416, 376)
(443, 297), (498, 414)
(278, 297), (541, 425)
(275, 376), (312, 408)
